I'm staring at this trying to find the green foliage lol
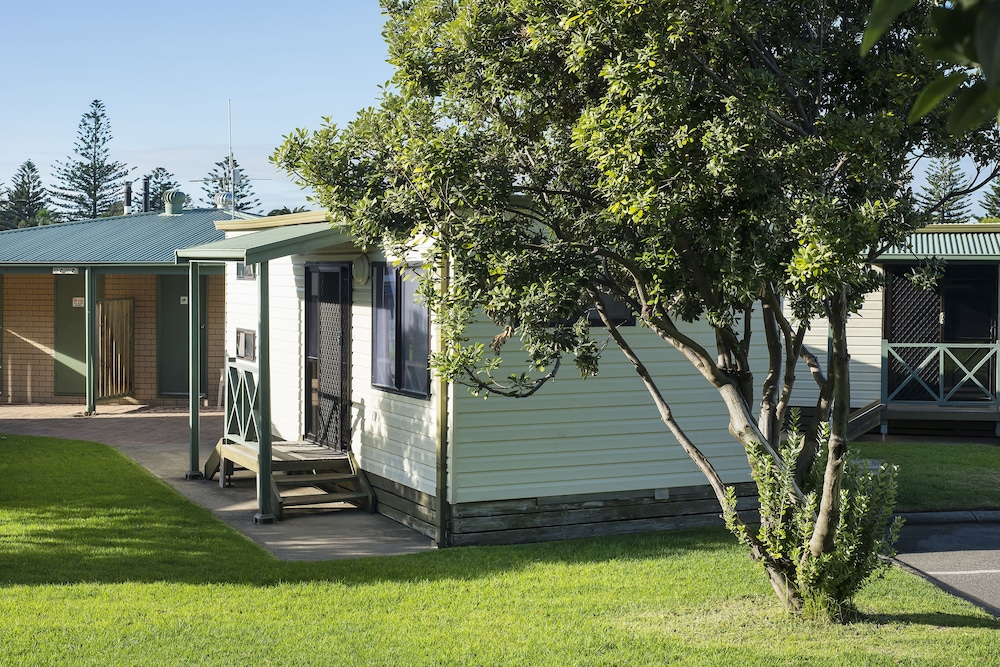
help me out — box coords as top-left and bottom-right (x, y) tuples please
(727, 414), (902, 621)
(142, 167), (181, 211)
(266, 205), (309, 216)
(865, 0), (1000, 132)
(981, 179), (1000, 218)
(905, 256), (947, 291)
(916, 157), (973, 224)
(274, 0), (1000, 614)
(51, 100), (130, 219)
(796, 444), (903, 620)
(0, 160), (50, 228)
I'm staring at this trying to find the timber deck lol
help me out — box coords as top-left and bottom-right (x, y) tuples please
(204, 440), (376, 519)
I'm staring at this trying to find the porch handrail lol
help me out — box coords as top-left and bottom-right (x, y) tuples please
(882, 341), (1000, 406)
(225, 357), (261, 448)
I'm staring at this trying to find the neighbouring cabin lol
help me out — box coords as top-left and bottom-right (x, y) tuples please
(0, 195), (254, 410)
(177, 211), (761, 545)
(790, 223), (1000, 439)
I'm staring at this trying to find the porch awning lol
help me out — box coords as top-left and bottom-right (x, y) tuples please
(880, 224), (1000, 262)
(174, 222), (354, 265)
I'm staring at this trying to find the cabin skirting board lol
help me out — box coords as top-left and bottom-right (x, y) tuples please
(364, 472), (759, 547)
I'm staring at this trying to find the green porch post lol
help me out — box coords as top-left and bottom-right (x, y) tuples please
(255, 260), (276, 524)
(186, 261), (204, 480)
(85, 267), (96, 416)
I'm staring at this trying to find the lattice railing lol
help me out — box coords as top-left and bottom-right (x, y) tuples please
(884, 342), (1000, 405)
(225, 358), (260, 447)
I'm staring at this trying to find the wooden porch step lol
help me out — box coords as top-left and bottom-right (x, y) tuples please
(847, 400), (883, 440)
(273, 471), (357, 485)
(205, 438), (377, 519)
(280, 490), (370, 507)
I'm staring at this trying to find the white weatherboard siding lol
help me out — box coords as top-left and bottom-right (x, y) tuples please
(449, 318), (760, 505)
(294, 250), (440, 499)
(269, 256), (305, 440)
(223, 234), (440, 499)
(789, 285), (884, 410)
(224, 254), (302, 441)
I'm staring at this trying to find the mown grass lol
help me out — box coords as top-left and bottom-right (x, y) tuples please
(851, 440), (1000, 512)
(1, 434), (999, 666)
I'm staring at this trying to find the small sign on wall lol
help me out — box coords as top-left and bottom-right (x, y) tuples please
(180, 296), (189, 305)
(72, 297), (85, 308)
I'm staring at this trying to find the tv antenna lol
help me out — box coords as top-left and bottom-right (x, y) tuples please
(190, 100), (267, 218)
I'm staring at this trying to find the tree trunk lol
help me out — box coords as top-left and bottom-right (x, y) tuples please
(765, 564), (804, 612)
(809, 291), (850, 557)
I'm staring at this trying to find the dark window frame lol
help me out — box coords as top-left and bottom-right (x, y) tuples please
(236, 262), (256, 281)
(372, 263), (431, 399)
(235, 328), (257, 362)
(585, 290), (637, 327)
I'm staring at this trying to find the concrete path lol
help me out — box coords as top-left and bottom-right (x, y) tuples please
(894, 518), (1000, 618)
(0, 403), (434, 561)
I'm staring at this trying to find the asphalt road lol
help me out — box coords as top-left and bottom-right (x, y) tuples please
(894, 520), (1000, 617)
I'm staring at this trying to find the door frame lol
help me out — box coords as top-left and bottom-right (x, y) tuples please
(158, 274), (208, 396)
(304, 262), (352, 450)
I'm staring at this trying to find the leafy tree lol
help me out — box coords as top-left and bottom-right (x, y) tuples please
(1, 160), (51, 229)
(981, 180), (1000, 220)
(27, 209), (60, 227)
(266, 205), (309, 216)
(200, 156), (261, 212)
(917, 158), (974, 224)
(143, 167), (181, 211)
(275, 0), (1000, 617)
(51, 100), (131, 219)
(865, 0), (1000, 132)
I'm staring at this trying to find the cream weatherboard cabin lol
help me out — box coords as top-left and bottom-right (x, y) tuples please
(176, 211), (764, 546)
(792, 223), (1000, 439)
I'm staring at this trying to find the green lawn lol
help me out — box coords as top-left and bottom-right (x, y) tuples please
(2, 434), (999, 666)
(851, 440), (1000, 512)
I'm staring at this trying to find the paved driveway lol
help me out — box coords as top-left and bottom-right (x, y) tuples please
(895, 520), (1000, 617)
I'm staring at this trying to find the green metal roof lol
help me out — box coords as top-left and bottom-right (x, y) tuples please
(175, 222), (354, 264)
(0, 208), (257, 266)
(880, 225), (1000, 262)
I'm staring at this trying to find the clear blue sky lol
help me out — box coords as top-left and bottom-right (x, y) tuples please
(0, 1), (990, 218)
(0, 1), (393, 213)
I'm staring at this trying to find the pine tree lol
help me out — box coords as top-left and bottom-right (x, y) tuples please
(980, 180), (1000, 222)
(1, 160), (52, 228)
(199, 156), (260, 212)
(916, 157), (973, 224)
(51, 100), (131, 219)
(0, 181), (8, 230)
(143, 167), (181, 211)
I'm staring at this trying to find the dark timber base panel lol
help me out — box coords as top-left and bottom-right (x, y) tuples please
(363, 471), (758, 547)
(448, 482), (758, 546)
(365, 472), (437, 540)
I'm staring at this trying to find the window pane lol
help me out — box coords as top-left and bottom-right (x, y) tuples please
(400, 268), (430, 396)
(372, 265), (396, 388)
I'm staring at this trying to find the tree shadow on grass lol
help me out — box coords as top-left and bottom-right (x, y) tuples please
(3, 436), (999, 632)
(857, 610), (1000, 628)
(0, 435), (741, 588)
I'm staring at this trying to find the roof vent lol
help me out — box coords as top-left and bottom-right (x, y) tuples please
(214, 192), (235, 210)
(163, 189), (186, 215)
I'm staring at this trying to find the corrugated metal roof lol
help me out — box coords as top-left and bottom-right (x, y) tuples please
(880, 229), (1000, 261)
(175, 222), (353, 264)
(0, 208), (257, 265)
